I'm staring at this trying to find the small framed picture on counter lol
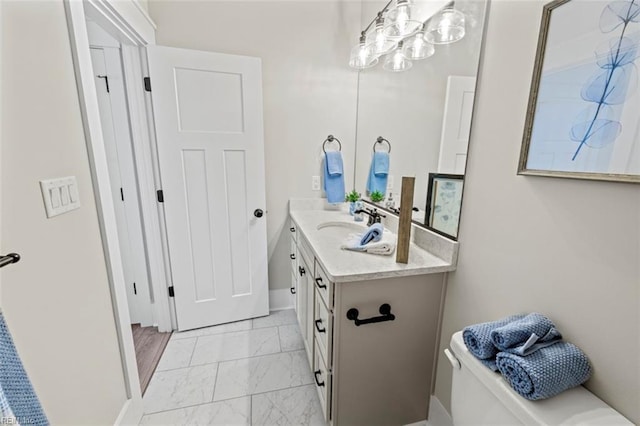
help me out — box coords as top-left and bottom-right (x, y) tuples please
(425, 173), (464, 240)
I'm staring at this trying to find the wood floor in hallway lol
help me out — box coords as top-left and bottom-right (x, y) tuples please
(132, 324), (172, 394)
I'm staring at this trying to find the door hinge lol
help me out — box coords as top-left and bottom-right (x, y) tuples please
(144, 77), (151, 92)
(120, 187), (124, 201)
(168, 286), (175, 297)
(133, 282), (137, 295)
(157, 190), (164, 203)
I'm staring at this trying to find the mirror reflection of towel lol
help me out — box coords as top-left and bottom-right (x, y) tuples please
(366, 152), (389, 195)
(323, 151), (345, 204)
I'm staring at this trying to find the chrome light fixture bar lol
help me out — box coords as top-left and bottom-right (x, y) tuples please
(349, 0), (465, 72)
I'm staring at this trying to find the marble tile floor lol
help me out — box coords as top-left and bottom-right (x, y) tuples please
(140, 309), (327, 425)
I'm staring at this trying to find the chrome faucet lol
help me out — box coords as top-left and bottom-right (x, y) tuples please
(354, 207), (386, 226)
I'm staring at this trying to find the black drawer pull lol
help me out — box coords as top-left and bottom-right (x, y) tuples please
(315, 319), (326, 333)
(290, 227), (295, 232)
(314, 370), (325, 387)
(346, 304), (395, 326)
(290, 287), (296, 294)
(315, 277), (327, 289)
(298, 266), (305, 276)
(290, 253), (296, 260)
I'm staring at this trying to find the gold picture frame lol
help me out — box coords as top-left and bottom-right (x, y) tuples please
(518, 0), (640, 183)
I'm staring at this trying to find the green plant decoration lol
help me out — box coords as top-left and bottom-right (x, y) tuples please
(370, 190), (385, 202)
(345, 190), (361, 203)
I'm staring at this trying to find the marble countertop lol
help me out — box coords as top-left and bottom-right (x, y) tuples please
(289, 208), (456, 283)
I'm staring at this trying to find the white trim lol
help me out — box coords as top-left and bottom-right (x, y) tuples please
(84, 0), (156, 45)
(269, 289), (295, 311)
(114, 399), (143, 426)
(429, 395), (453, 426)
(120, 45), (172, 332)
(64, 1), (159, 423)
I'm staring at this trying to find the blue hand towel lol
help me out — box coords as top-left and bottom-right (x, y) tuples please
(359, 223), (383, 245)
(491, 312), (563, 356)
(0, 313), (49, 425)
(366, 152), (389, 195)
(462, 314), (526, 360)
(323, 151), (345, 204)
(496, 342), (592, 400)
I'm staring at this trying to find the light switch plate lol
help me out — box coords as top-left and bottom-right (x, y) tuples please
(40, 176), (81, 218)
(312, 175), (321, 191)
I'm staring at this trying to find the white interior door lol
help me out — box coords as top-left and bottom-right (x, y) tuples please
(90, 46), (154, 326)
(437, 76), (477, 174)
(147, 45), (269, 331)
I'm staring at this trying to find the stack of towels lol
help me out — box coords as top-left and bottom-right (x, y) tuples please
(463, 313), (592, 401)
(341, 223), (396, 256)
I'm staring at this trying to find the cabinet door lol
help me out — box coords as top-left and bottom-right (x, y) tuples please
(290, 268), (297, 312)
(296, 256), (309, 344)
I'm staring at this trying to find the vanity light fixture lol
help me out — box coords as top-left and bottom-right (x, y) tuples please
(349, 0), (465, 71)
(424, 5), (466, 44)
(372, 13), (398, 56)
(383, 41), (413, 72)
(402, 25), (435, 60)
(383, 0), (423, 39)
(349, 32), (379, 69)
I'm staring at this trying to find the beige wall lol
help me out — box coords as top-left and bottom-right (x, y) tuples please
(1, 1), (128, 424)
(434, 1), (640, 423)
(148, 1), (361, 291)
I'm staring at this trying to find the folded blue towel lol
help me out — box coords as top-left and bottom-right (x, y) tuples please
(491, 313), (562, 356)
(359, 223), (383, 245)
(323, 151), (345, 204)
(366, 152), (389, 195)
(0, 313), (48, 425)
(496, 342), (592, 400)
(463, 314), (526, 361)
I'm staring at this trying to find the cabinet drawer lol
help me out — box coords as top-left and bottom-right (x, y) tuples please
(289, 219), (297, 242)
(314, 288), (332, 365)
(314, 260), (333, 308)
(313, 337), (332, 422)
(298, 234), (314, 269)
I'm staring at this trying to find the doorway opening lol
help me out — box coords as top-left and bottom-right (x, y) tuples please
(86, 19), (171, 394)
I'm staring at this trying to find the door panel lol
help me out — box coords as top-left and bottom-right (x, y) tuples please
(437, 76), (476, 174)
(147, 46), (269, 331)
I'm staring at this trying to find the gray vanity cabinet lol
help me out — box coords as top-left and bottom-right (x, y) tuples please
(291, 219), (316, 367)
(290, 217), (447, 425)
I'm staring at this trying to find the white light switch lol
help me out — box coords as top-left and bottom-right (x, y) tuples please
(40, 176), (81, 218)
(312, 176), (321, 191)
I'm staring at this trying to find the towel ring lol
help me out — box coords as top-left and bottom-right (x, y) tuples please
(323, 135), (342, 153)
(373, 136), (391, 153)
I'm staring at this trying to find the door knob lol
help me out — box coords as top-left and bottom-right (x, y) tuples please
(254, 209), (264, 218)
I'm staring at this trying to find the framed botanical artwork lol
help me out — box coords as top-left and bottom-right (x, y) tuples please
(519, 0), (640, 183)
(425, 173), (464, 240)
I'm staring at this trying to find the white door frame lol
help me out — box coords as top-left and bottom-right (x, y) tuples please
(64, 1), (168, 424)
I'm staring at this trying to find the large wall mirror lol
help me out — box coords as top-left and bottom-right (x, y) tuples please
(352, 0), (488, 239)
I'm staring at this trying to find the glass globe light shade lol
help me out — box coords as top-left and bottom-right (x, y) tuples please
(402, 30), (435, 60)
(349, 35), (379, 69)
(370, 15), (397, 56)
(383, 43), (413, 72)
(382, 0), (422, 39)
(424, 7), (466, 44)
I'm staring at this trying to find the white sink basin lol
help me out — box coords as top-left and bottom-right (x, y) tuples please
(316, 221), (368, 232)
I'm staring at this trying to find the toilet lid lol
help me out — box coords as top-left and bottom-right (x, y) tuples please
(449, 332), (632, 425)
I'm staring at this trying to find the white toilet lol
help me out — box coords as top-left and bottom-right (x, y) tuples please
(445, 331), (633, 425)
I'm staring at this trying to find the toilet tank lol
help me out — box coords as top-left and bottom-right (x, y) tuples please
(447, 331), (632, 425)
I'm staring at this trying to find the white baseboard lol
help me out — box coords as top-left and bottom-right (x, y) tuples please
(428, 395), (453, 426)
(114, 398), (143, 425)
(269, 288), (294, 311)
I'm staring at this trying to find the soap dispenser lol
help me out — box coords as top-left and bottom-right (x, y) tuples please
(385, 192), (395, 209)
